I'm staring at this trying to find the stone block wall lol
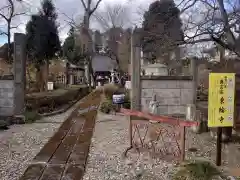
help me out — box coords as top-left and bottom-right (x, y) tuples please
(141, 76), (193, 116)
(0, 75), (14, 116)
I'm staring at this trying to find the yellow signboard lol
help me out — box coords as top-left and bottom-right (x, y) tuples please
(208, 73), (235, 127)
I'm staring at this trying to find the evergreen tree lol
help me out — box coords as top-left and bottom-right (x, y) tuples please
(142, 0), (183, 63)
(26, 0), (60, 66)
(26, 0), (61, 91)
(62, 26), (86, 66)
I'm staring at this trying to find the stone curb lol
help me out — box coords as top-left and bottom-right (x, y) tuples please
(38, 93), (90, 117)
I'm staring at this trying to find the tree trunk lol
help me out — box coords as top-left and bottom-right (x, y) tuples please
(7, 22), (11, 64)
(36, 67), (42, 92)
(42, 61), (49, 91)
(66, 62), (70, 85)
(89, 62), (96, 88)
(87, 61), (92, 91)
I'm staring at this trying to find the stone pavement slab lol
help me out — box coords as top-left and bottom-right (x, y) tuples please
(19, 90), (101, 180)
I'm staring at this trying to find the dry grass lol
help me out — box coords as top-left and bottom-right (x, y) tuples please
(102, 84), (121, 99)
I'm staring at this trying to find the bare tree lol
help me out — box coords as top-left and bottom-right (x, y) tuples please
(94, 3), (131, 31)
(80, 0), (103, 89)
(93, 3), (132, 73)
(0, 0), (25, 63)
(181, 0), (240, 57)
(80, 0), (103, 28)
(136, 0), (240, 63)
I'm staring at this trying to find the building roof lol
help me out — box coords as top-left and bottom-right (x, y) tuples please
(92, 54), (117, 72)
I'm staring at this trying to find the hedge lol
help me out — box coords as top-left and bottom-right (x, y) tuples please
(26, 85), (89, 111)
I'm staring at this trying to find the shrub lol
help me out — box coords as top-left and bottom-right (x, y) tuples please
(123, 101), (131, 109)
(24, 110), (41, 123)
(26, 86), (89, 112)
(173, 160), (223, 180)
(100, 98), (112, 114)
(103, 84), (120, 99)
(54, 83), (65, 89)
(0, 119), (9, 130)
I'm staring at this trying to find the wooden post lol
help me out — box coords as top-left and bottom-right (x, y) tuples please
(180, 126), (186, 161)
(216, 127), (222, 166)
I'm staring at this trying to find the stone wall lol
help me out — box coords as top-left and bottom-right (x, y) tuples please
(141, 76), (193, 116)
(0, 75), (14, 116)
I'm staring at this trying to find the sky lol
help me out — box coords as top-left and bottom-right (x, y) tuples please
(0, 0), (147, 45)
(0, 0), (238, 56)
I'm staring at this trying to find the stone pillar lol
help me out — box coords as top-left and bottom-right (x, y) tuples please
(130, 30), (141, 111)
(13, 33), (26, 116)
(191, 58), (197, 105)
(70, 75), (74, 85)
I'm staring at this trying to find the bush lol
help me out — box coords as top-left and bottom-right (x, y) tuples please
(26, 86), (89, 112)
(24, 111), (41, 123)
(173, 160), (223, 180)
(54, 83), (65, 89)
(0, 120), (9, 130)
(103, 84), (120, 99)
(100, 98), (112, 114)
(123, 101), (131, 109)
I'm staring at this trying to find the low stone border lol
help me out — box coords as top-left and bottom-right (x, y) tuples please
(19, 90), (101, 180)
(38, 92), (90, 117)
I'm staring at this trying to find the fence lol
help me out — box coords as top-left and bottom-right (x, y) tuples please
(56, 75), (66, 84)
(120, 108), (199, 162)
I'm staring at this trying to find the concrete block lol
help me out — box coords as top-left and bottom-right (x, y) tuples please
(142, 80), (168, 89)
(180, 89), (193, 105)
(0, 98), (14, 107)
(157, 106), (168, 115)
(0, 107), (14, 116)
(142, 80), (181, 89)
(141, 97), (151, 110)
(154, 89), (180, 98)
(156, 97), (181, 105)
(168, 105), (186, 115)
(166, 81), (181, 89)
(142, 89), (154, 98)
(179, 80), (193, 89)
(0, 80), (14, 89)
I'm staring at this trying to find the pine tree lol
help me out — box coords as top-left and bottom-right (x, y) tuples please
(142, 0), (183, 63)
(26, 0), (61, 91)
(62, 26), (86, 66)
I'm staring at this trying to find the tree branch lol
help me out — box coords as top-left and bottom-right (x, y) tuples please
(180, 0), (198, 14)
(80, 0), (87, 11)
(0, 13), (8, 21)
(12, 12), (26, 17)
(89, 0), (103, 16)
(217, 0), (236, 44)
(0, 30), (8, 36)
(211, 35), (240, 57)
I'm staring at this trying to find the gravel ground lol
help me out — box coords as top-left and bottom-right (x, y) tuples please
(0, 101), (83, 180)
(83, 113), (176, 180)
(83, 113), (240, 180)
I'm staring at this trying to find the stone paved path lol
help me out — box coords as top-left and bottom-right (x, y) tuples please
(19, 90), (101, 180)
(0, 99), (84, 180)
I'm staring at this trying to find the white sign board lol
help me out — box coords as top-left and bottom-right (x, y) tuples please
(125, 81), (131, 89)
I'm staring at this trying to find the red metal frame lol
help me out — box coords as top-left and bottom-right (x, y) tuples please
(120, 108), (199, 162)
(120, 108), (199, 127)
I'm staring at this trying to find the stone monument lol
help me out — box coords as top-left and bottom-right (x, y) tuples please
(14, 33), (26, 117)
(0, 33), (26, 126)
